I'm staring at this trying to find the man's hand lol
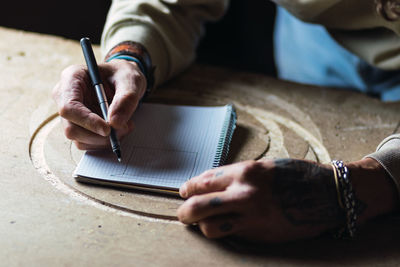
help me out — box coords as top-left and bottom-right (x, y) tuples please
(178, 157), (398, 243)
(177, 159), (347, 243)
(52, 59), (146, 150)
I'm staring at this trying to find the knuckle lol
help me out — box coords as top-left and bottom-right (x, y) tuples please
(235, 186), (255, 203)
(122, 90), (137, 104)
(202, 169), (214, 178)
(186, 196), (201, 212)
(58, 102), (73, 118)
(189, 178), (208, 193)
(132, 71), (145, 84)
(129, 70), (147, 93)
(61, 65), (84, 79)
(81, 117), (96, 132)
(199, 178), (211, 190)
(241, 160), (261, 176)
(63, 124), (76, 140)
(190, 183), (202, 195)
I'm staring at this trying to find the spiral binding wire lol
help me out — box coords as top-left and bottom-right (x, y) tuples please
(212, 104), (237, 168)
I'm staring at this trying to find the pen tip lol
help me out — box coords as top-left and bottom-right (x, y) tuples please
(113, 148), (122, 163)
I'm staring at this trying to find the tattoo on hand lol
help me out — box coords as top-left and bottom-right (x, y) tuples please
(215, 170), (224, 178)
(272, 159), (365, 227)
(209, 197), (222, 207)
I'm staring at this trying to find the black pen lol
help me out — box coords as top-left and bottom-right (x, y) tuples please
(80, 37), (122, 162)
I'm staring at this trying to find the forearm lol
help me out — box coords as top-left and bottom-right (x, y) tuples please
(275, 0), (400, 70)
(366, 134), (400, 194)
(347, 158), (399, 223)
(274, 0), (394, 30)
(342, 134), (400, 224)
(101, 0), (229, 86)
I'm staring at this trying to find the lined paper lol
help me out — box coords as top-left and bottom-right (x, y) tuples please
(74, 103), (233, 190)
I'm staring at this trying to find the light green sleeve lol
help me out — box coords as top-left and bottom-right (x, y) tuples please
(101, 0), (229, 86)
(366, 134), (400, 199)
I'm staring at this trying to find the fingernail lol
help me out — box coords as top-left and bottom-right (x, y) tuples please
(179, 183), (188, 198)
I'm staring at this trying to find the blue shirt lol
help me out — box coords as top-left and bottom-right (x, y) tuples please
(274, 7), (400, 102)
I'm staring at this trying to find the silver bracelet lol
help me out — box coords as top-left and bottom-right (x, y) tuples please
(332, 160), (358, 239)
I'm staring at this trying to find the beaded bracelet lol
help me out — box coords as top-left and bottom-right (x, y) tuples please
(331, 160), (359, 239)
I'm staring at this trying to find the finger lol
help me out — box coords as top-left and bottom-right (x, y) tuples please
(59, 100), (110, 137)
(73, 141), (105, 151)
(73, 141), (114, 151)
(180, 167), (233, 198)
(54, 65), (110, 136)
(65, 119), (134, 149)
(52, 65), (87, 104)
(198, 214), (247, 239)
(177, 192), (240, 224)
(62, 119), (110, 147)
(106, 61), (147, 129)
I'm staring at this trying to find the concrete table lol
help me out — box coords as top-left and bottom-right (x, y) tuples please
(1, 27), (400, 266)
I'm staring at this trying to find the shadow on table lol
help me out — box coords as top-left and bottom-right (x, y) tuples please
(188, 215), (400, 265)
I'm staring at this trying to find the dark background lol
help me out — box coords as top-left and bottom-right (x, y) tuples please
(0, 0), (276, 75)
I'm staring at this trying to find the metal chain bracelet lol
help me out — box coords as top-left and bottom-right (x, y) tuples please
(331, 160), (359, 239)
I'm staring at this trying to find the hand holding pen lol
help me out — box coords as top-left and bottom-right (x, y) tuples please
(80, 37), (122, 161)
(52, 37), (147, 158)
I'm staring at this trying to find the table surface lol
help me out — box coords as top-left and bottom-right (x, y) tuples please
(1, 27), (400, 266)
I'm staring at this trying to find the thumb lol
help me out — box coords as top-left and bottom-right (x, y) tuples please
(108, 75), (145, 130)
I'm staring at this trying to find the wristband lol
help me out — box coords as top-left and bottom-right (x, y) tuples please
(331, 160), (359, 239)
(105, 41), (155, 99)
(106, 54), (147, 77)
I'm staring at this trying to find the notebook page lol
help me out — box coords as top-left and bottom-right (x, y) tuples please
(74, 104), (231, 189)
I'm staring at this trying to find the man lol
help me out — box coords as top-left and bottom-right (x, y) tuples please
(53, 0), (400, 242)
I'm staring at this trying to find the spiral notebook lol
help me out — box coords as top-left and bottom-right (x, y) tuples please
(74, 103), (237, 195)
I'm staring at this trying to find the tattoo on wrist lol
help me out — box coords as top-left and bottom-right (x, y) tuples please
(272, 159), (357, 226)
(210, 197), (223, 207)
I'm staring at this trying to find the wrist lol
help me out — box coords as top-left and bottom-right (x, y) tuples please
(347, 158), (398, 222)
(105, 41), (155, 99)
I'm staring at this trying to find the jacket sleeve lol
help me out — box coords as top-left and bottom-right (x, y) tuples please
(101, 0), (229, 86)
(273, 0), (400, 70)
(365, 134), (400, 199)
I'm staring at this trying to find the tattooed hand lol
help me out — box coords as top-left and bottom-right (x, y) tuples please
(177, 158), (397, 243)
(177, 159), (343, 242)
